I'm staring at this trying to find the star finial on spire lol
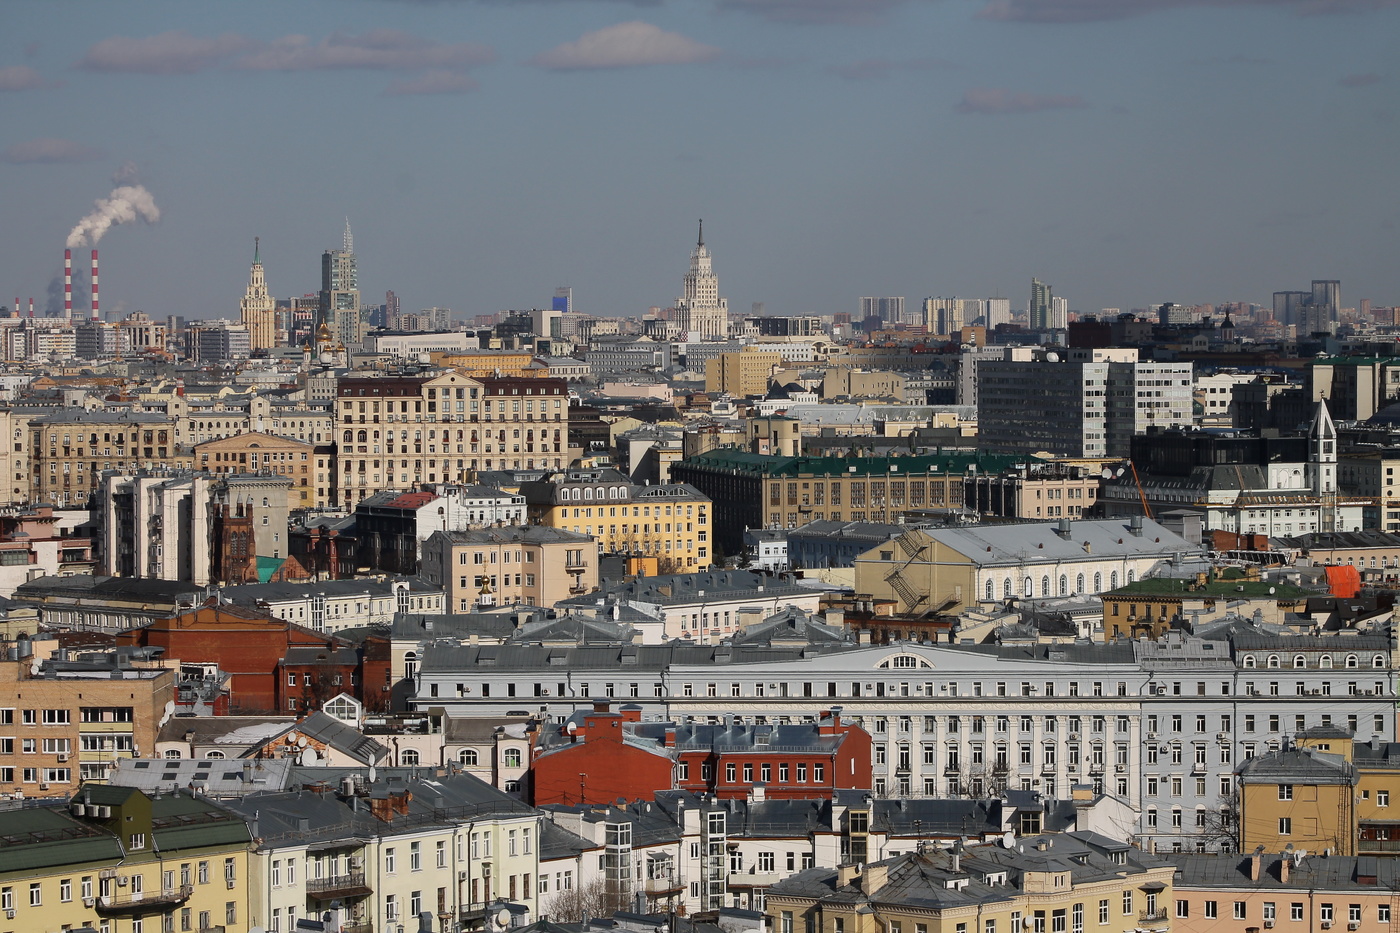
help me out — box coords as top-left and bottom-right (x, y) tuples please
(698, 219), (704, 248)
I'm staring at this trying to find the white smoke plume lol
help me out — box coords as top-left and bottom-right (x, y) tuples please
(66, 185), (161, 249)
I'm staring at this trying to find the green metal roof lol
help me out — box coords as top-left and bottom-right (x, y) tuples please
(0, 806), (123, 875)
(678, 447), (1027, 478)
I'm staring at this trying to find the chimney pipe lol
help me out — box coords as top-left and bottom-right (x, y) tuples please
(64, 248), (72, 319)
(28, 298), (33, 318)
(90, 249), (99, 320)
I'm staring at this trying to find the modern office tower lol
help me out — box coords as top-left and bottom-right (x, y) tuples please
(1303, 279), (1342, 334)
(239, 237), (276, 351)
(189, 320), (252, 362)
(1029, 278), (1054, 329)
(922, 297), (983, 336)
(1052, 296), (1068, 327)
(319, 219), (362, 348)
(385, 289), (401, 327)
(675, 220), (729, 339)
(1273, 290), (1309, 328)
(984, 297), (1011, 329)
(978, 347), (1192, 458)
(553, 287), (572, 314)
(859, 296), (906, 325)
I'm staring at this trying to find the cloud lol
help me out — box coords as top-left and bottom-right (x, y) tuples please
(974, 0), (1400, 23)
(955, 87), (1087, 114)
(1341, 72), (1382, 86)
(1, 137), (105, 164)
(826, 57), (950, 80)
(386, 70), (479, 94)
(0, 65), (55, 91)
(531, 21), (721, 70)
(717, 0), (912, 24)
(235, 29), (494, 71)
(78, 30), (251, 74)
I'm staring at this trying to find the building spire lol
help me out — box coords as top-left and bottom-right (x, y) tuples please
(343, 217), (353, 253)
(253, 236), (260, 265)
(697, 218), (703, 248)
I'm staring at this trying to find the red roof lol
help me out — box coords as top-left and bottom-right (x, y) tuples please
(385, 491), (437, 509)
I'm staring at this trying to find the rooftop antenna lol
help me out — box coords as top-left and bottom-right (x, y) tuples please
(343, 218), (353, 253)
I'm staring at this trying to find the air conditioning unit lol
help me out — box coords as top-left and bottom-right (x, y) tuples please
(1146, 732), (1158, 740)
(4, 909), (13, 920)
(1322, 922), (1332, 930)
(1217, 732), (1229, 740)
(58, 754), (68, 762)
(227, 879), (236, 889)
(117, 876), (128, 886)
(1349, 923), (1361, 930)
(83, 897), (95, 907)
(100, 870), (117, 880)
(1264, 921), (1275, 929)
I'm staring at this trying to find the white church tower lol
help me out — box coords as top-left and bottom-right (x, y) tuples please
(675, 220), (729, 340)
(1309, 398), (1338, 532)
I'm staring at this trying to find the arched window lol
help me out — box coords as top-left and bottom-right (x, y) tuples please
(1346, 654), (1360, 669)
(986, 579), (994, 601)
(1093, 572), (1102, 592)
(205, 751), (225, 760)
(1374, 655), (1387, 669)
(1003, 578), (1012, 599)
(1024, 577), (1033, 598)
(400, 749), (420, 765)
(1293, 655), (1307, 669)
(459, 749), (479, 766)
(1059, 575), (1068, 597)
(1076, 574), (1085, 593)
(164, 749), (182, 759)
(1267, 655), (1281, 669)
(503, 748), (523, 768)
(1242, 656), (1256, 669)
(1319, 656), (1333, 669)
(1110, 571), (1119, 589)
(1041, 575), (1051, 597)
(1128, 570), (1135, 583)
(404, 651), (419, 680)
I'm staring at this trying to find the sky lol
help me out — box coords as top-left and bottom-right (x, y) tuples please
(1, 0), (1397, 324)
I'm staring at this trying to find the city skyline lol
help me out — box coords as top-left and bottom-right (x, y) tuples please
(0, 0), (1396, 322)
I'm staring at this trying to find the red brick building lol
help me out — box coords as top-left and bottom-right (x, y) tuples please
(528, 702), (871, 806)
(116, 603), (387, 714)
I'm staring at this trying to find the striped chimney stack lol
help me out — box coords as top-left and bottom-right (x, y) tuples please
(63, 249), (72, 319)
(27, 298), (33, 318)
(90, 249), (99, 320)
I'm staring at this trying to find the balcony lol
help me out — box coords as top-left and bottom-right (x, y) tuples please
(341, 923), (374, 933)
(307, 871), (373, 899)
(1139, 909), (1169, 923)
(1358, 838), (1400, 853)
(95, 885), (193, 914)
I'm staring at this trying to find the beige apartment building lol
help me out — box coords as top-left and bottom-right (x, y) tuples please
(0, 649), (174, 797)
(519, 466), (712, 572)
(29, 410), (189, 507)
(335, 371), (569, 507)
(420, 525), (598, 612)
(705, 348), (785, 397)
(194, 431), (330, 508)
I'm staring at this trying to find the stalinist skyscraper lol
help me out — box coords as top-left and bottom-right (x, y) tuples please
(240, 237), (276, 351)
(675, 220), (728, 340)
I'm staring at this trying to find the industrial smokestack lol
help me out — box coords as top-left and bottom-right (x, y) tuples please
(64, 249), (72, 320)
(91, 249), (99, 320)
(27, 298), (33, 318)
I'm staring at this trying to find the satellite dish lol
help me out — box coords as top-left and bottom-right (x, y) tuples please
(1045, 352), (1060, 363)
(1101, 468), (1112, 480)
(298, 736), (308, 748)
(496, 908), (512, 928)
(299, 748), (319, 766)
(1002, 830), (1015, 848)
(566, 722), (578, 734)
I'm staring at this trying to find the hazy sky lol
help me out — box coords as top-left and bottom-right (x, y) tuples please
(2, 0), (1396, 323)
